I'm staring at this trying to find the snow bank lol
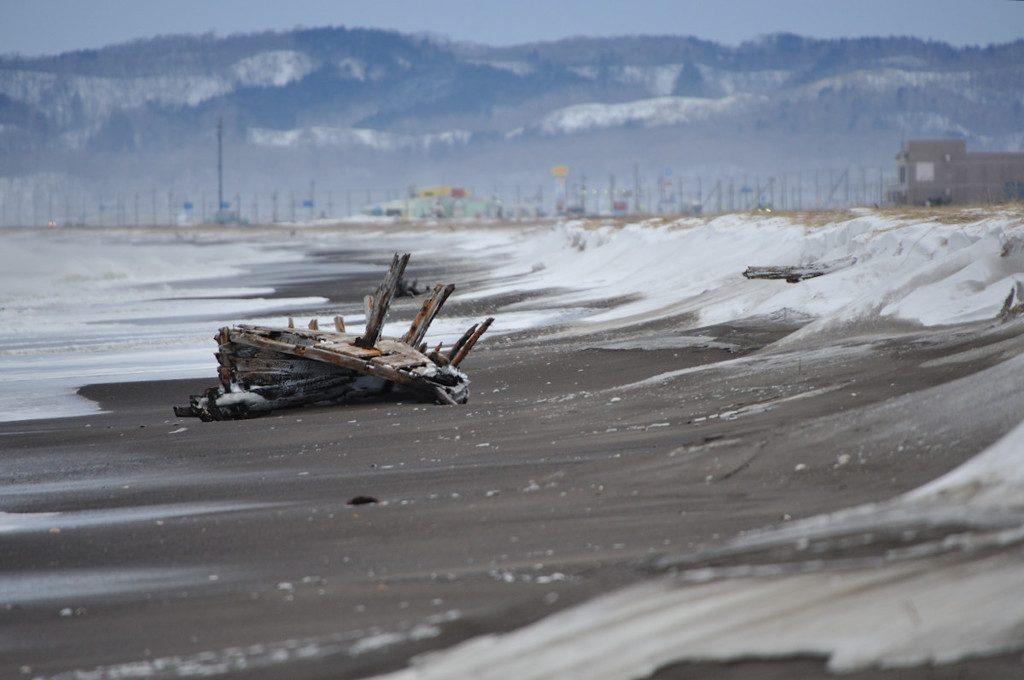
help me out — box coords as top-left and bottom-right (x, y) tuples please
(463, 209), (1024, 333)
(375, 544), (1024, 679)
(906, 416), (1024, 510)
(367, 226), (1024, 677)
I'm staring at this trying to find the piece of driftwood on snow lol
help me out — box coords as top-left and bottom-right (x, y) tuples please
(743, 256), (857, 284)
(999, 281), (1024, 322)
(174, 253), (494, 421)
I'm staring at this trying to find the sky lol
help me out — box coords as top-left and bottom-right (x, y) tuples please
(1, 0), (1022, 57)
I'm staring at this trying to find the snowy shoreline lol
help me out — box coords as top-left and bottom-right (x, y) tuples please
(3, 208), (1022, 422)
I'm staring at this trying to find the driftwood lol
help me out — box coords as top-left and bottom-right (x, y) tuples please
(743, 256), (857, 284)
(175, 254), (493, 421)
(999, 281), (1024, 322)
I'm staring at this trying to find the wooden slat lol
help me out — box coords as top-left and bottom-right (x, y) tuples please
(451, 317), (494, 368)
(402, 283), (455, 347)
(446, 323), (478, 362)
(356, 253), (410, 348)
(231, 330), (445, 397)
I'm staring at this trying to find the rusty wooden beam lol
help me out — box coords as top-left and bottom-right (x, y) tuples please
(447, 322), (478, 362)
(402, 283), (455, 347)
(451, 317), (494, 368)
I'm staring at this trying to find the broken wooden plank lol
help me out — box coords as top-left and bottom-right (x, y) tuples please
(743, 256), (856, 283)
(447, 322), (483, 363)
(999, 281), (1024, 322)
(403, 283), (455, 347)
(452, 317), (494, 368)
(356, 253), (409, 348)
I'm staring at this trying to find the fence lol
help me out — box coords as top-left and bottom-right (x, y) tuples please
(0, 168), (900, 228)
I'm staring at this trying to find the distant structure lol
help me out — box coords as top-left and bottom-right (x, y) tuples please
(889, 140), (1024, 206)
(361, 186), (542, 220)
(211, 116), (242, 224)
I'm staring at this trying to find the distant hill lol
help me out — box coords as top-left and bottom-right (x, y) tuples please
(1, 27), (1022, 213)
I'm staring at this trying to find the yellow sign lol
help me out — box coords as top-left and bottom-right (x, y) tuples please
(551, 165), (569, 177)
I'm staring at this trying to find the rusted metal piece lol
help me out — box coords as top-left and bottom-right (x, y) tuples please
(174, 253), (492, 421)
(743, 256), (857, 284)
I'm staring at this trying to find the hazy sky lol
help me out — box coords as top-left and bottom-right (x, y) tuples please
(1, 0), (1021, 57)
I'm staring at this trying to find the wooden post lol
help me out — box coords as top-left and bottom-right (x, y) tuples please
(356, 253), (410, 348)
(451, 317), (494, 367)
(447, 323), (478, 362)
(403, 283), (455, 347)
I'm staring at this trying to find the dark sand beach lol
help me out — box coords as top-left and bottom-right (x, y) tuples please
(3, 239), (1024, 679)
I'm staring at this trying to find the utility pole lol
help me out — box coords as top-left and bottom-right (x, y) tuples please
(633, 163), (640, 213)
(217, 117), (224, 215)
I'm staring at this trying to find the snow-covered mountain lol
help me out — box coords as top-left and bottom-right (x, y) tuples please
(1, 29), (1021, 195)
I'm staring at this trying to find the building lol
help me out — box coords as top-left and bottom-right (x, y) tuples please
(890, 140), (1024, 206)
(361, 186), (506, 220)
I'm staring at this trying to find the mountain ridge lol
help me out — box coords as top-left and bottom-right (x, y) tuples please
(1, 27), (1021, 202)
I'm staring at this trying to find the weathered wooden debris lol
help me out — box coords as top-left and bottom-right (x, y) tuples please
(743, 256), (857, 284)
(999, 281), (1024, 322)
(175, 253), (494, 421)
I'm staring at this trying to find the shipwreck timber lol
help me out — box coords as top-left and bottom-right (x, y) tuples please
(175, 253), (493, 421)
(743, 256), (857, 284)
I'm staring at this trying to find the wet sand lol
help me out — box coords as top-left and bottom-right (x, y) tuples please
(3, 250), (1024, 678)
